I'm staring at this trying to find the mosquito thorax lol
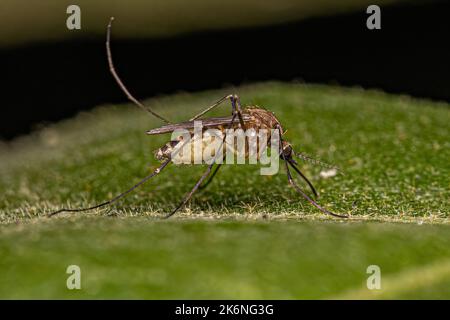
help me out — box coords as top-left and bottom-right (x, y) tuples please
(243, 107), (283, 132)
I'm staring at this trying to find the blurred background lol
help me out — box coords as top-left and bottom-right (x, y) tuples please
(1, 0), (449, 140)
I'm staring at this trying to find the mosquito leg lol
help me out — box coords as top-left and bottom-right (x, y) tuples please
(198, 152), (228, 190)
(287, 159), (318, 198)
(189, 94), (235, 121)
(276, 126), (347, 218)
(165, 114), (238, 218)
(106, 17), (171, 124)
(165, 94), (246, 217)
(48, 159), (171, 217)
(198, 163), (223, 190)
(283, 158), (347, 218)
(232, 94), (247, 130)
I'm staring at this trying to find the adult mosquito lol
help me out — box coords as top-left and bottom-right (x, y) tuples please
(49, 17), (347, 219)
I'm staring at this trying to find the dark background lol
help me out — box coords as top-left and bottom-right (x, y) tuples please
(1, 1), (449, 140)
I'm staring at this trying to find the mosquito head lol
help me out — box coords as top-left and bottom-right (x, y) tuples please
(281, 140), (294, 160)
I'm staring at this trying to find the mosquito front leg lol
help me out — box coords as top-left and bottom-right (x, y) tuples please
(278, 127), (347, 218)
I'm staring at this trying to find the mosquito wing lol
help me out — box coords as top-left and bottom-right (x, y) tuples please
(146, 114), (252, 135)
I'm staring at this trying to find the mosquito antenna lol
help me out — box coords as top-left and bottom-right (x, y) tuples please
(283, 158), (348, 218)
(287, 159), (318, 198)
(106, 17), (171, 124)
(48, 159), (171, 217)
(293, 150), (343, 174)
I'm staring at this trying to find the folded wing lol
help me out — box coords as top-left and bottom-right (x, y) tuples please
(146, 115), (252, 135)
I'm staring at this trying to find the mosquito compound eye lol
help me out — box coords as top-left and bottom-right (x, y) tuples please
(283, 144), (293, 156)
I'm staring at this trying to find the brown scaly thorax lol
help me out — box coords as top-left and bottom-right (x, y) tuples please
(241, 107), (284, 133)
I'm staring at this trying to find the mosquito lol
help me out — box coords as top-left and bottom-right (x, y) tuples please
(49, 17), (348, 219)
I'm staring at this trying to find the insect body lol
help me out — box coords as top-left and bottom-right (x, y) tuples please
(48, 17), (347, 219)
(151, 107), (282, 164)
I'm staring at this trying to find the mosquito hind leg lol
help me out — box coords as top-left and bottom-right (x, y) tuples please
(106, 17), (171, 124)
(48, 159), (171, 217)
